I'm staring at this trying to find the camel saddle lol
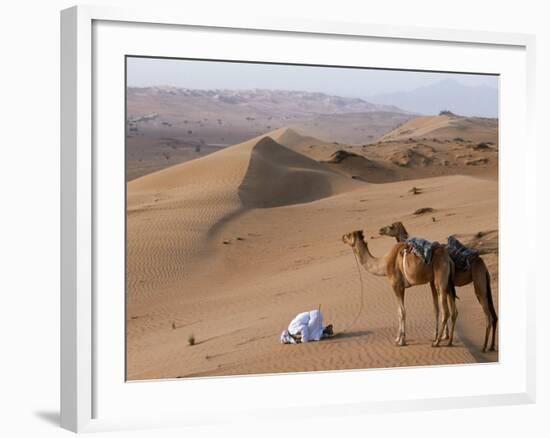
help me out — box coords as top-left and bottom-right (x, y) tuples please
(446, 236), (479, 271)
(404, 237), (439, 264)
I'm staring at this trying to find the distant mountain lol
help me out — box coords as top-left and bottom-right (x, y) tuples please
(128, 86), (405, 117)
(368, 79), (498, 118)
(126, 87), (412, 148)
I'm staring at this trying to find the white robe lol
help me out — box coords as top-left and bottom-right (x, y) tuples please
(280, 310), (325, 344)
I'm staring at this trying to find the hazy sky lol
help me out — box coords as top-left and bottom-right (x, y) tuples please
(127, 57), (498, 98)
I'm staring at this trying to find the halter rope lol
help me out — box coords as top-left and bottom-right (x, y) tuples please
(335, 248), (366, 335)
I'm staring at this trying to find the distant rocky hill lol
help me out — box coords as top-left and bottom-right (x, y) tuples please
(127, 86), (404, 119)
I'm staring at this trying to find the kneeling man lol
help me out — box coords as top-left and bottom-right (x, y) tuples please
(280, 309), (334, 344)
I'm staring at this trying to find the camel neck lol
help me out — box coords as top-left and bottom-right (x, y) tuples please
(353, 239), (387, 276)
(397, 229), (409, 242)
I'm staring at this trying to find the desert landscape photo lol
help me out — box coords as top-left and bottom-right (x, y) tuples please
(126, 57), (499, 380)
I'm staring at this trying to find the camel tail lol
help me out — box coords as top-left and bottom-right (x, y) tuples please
(485, 270), (498, 323)
(449, 274), (458, 300)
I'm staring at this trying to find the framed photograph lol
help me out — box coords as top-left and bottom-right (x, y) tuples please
(61, 5), (536, 432)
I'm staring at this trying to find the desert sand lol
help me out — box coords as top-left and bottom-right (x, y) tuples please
(126, 118), (498, 380)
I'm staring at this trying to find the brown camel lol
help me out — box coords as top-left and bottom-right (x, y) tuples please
(378, 222), (498, 352)
(342, 229), (457, 347)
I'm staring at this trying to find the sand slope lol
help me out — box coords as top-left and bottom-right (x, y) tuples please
(127, 131), (361, 307)
(239, 136), (358, 208)
(127, 127), (498, 379)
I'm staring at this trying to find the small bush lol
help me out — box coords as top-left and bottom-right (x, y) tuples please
(413, 207), (435, 215)
(439, 110), (456, 116)
(188, 334), (195, 346)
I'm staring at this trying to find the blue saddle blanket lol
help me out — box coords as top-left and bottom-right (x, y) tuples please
(446, 236), (479, 271)
(405, 237), (438, 264)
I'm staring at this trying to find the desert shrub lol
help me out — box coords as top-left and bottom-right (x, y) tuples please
(439, 110), (456, 116)
(413, 207), (435, 215)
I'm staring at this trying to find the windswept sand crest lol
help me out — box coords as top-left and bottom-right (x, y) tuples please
(239, 136), (360, 208)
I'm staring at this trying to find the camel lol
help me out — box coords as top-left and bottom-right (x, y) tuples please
(342, 229), (457, 347)
(378, 222), (498, 352)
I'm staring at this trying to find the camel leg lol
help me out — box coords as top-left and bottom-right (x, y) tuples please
(430, 281), (440, 342)
(472, 268), (491, 351)
(446, 293), (458, 346)
(472, 262), (498, 352)
(489, 318), (498, 351)
(444, 325), (450, 340)
(392, 283), (407, 347)
(482, 315), (491, 352)
(432, 288), (449, 347)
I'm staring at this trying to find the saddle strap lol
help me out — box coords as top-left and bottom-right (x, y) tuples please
(402, 249), (412, 288)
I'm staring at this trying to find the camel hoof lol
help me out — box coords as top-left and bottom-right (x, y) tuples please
(447, 340), (453, 347)
(489, 347), (496, 352)
(432, 341), (440, 347)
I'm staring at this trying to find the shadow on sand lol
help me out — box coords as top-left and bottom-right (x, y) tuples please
(328, 330), (370, 341)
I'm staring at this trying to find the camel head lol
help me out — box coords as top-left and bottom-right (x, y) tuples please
(379, 221), (409, 241)
(342, 230), (365, 246)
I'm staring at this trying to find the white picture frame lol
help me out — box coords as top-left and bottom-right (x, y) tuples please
(60, 4), (537, 433)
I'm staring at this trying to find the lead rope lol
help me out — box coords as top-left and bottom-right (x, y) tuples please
(336, 249), (366, 335)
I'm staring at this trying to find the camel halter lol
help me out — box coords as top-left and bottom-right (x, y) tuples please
(337, 248), (366, 335)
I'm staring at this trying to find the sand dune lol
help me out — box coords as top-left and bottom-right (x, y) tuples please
(127, 126), (499, 379)
(272, 126), (498, 182)
(380, 114), (498, 143)
(127, 135), (256, 308)
(239, 136), (359, 208)
(127, 131), (361, 307)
